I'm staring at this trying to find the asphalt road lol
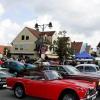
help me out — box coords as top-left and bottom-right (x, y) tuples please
(0, 87), (100, 100)
(0, 87), (40, 100)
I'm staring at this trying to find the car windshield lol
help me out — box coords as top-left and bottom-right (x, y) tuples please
(63, 66), (81, 75)
(44, 70), (62, 80)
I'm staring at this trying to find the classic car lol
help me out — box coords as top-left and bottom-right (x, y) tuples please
(7, 70), (97, 100)
(0, 71), (13, 88)
(43, 65), (100, 92)
(2, 60), (36, 75)
(76, 64), (100, 74)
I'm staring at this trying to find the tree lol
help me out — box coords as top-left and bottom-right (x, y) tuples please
(3, 47), (11, 58)
(55, 37), (73, 62)
(49, 40), (57, 53)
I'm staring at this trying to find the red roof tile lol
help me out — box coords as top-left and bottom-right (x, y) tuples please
(41, 31), (55, 36)
(26, 27), (55, 37)
(26, 27), (40, 38)
(71, 42), (83, 53)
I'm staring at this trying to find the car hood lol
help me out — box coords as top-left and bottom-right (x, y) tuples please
(52, 79), (95, 89)
(74, 73), (100, 80)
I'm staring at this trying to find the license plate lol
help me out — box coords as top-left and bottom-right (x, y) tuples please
(92, 95), (96, 100)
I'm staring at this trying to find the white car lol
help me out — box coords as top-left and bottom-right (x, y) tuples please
(75, 64), (100, 75)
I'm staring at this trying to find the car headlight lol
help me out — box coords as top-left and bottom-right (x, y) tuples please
(87, 88), (96, 96)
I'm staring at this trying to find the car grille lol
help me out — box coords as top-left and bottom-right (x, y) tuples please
(88, 89), (96, 96)
(0, 78), (6, 82)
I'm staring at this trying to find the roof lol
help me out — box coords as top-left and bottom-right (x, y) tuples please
(0, 45), (11, 54)
(76, 64), (98, 67)
(75, 51), (93, 59)
(71, 42), (83, 53)
(97, 42), (100, 47)
(26, 27), (55, 37)
(41, 31), (55, 36)
(26, 27), (40, 38)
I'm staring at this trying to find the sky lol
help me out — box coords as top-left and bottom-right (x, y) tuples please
(0, 0), (100, 48)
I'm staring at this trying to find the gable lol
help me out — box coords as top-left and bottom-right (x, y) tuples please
(97, 42), (100, 48)
(71, 42), (83, 53)
(11, 27), (38, 44)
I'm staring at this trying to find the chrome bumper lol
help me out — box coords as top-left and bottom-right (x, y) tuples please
(81, 91), (98, 100)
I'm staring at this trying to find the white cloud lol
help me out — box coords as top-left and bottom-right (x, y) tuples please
(0, 19), (21, 45)
(0, 3), (5, 15)
(23, 15), (61, 32)
(1, 0), (100, 48)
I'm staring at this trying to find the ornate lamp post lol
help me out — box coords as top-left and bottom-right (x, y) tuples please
(35, 22), (52, 32)
(34, 22), (53, 59)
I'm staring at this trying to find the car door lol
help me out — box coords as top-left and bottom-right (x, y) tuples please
(10, 62), (17, 71)
(84, 66), (96, 74)
(26, 72), (47, 98)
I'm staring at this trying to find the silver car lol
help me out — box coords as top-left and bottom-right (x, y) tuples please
(76, 64), (100, 75)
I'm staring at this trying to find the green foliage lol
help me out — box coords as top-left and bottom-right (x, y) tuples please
(55, 37), (73, 61)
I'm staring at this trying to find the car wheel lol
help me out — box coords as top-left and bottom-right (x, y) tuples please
(62, 94), (75, 100)
(60, 92), (78, 100)
(0, 84), (3, 88)
(14, 85), (25, 98)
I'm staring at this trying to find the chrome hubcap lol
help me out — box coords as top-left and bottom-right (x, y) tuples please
(63, 94), (73, 100)
(15, 86), (23, 97)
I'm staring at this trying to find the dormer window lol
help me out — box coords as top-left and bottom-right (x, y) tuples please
(26, 36), (29, 40)
(21, 35), (24, 40)
(15, 48), (18, 50)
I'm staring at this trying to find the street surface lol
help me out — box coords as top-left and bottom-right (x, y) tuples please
(0, 87), (100, 100)
(0, 87), (40, 100)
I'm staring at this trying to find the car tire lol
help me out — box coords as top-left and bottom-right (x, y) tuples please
(14, 85), (25, 98)
(60, 91), (79, 100)
(0, 84), (3, 88)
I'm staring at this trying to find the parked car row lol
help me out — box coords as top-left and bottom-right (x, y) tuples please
(7, 70), (97, 100)
(0, 60), (100, 100)
(43, 65), (100, 92)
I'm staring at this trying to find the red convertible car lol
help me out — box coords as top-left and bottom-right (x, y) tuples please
(7, 70), (97, 100)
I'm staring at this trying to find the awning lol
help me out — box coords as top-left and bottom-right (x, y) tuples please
(47, 55), (59, 59)
(75, 51), (93, 59)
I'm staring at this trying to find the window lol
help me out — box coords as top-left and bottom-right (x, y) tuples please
(96, 67), (100, 71)
(20, 48), (23, 50)
(77, 66), (84, 72)
(26, 36), (29, 40)
(15, 48), (18, 50)
(58, 66), (66, 72)
(85, 66), (96, 72)
(21, 35), (24, 40)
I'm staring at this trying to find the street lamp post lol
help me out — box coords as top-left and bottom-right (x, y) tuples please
(35, 22), (53, 32)
(34, 22), (53, 59)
